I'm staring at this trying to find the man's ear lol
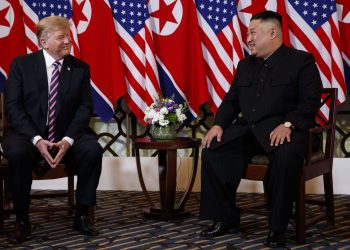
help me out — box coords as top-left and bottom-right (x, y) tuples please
(40, 38), (47, 49)
(270, 28), (277, 39)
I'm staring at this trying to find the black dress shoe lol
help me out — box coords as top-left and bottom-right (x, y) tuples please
(73, 215), (99, 236)
(265, 231), (286, 248)
(10, 220), (31, 243)
(200, 221), (239, 237)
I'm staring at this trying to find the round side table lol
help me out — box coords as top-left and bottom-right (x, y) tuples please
(133, 137), (201, 220)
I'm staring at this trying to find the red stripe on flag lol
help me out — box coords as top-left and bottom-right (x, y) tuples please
(124, 95), (145, 122)
(288, 19), (333, 84)
(133, 33), (145, 51)
(233, 32), (244, 60)
(216, 32), (233, 57)
(23, 14), (36, 33)
(204, 62), (228, 102)
(200, 31), (233, 83)
(118, 35), (146, 78)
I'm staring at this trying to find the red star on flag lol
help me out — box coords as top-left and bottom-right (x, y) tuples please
(150, 0), (177, 33)
(0, 6), (10, 28)
(72, 0), (88, 25)
(240, 0), (269, 15)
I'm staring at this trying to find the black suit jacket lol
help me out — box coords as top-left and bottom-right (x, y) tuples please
(5, 50), (93, 141)
(212, 45), (322, 152)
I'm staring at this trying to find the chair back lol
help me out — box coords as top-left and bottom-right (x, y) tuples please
(317, 88), (337, 160)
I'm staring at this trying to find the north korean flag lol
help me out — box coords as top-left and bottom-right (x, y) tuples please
(148, 0), (209, 120)
(72, 0), (127, 122)
(337, 0), (350, 95)
(0, 0), (26, 92)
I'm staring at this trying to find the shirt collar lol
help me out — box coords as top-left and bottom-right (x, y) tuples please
(43, 49), (64, 68)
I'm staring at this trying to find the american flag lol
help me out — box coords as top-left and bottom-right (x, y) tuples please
(109, 0), (161, 123)
(196, 0), (244, 113)
(22, 0), (80, 56)
(286, 0), (347, 115)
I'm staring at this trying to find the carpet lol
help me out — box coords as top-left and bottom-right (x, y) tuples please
(1, 191), (350, 249)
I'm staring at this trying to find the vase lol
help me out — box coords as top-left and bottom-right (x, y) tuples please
(151, 125), (177, 141)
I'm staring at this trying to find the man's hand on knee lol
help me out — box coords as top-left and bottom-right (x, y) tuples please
(269, 124), (292, 146)
(202, 125), (223, 148)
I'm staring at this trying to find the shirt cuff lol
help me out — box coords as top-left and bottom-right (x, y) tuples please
(32, 135), (43, 146)
(32, 136), (74, 146)
(63, 136), (74, 146)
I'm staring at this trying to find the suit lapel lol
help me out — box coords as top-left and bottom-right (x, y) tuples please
(56, 56), (73, 115)
(35, 51), (49, 119)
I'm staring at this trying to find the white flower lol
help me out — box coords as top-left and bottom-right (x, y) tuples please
(175, 107), (182, 115)
(159, 107), (168, 115)
(177, 113), (187, 122)
(146, 109), (157, 119)
(143, 95), (187, 127)
(151, 113), (163, 124)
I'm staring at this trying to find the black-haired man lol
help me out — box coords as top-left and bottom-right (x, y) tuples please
(199, 10), (322, 248)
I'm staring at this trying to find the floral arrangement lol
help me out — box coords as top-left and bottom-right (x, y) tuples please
(144, 95), (187, 127)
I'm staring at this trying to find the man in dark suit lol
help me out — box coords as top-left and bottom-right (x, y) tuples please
(3, 16), (102, 242)
(199, 11), (322, 248)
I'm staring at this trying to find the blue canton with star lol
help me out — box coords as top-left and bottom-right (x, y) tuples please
(24, 0), (72, 19)
(109, 0), (149, 36)
(196, 0), (236, 34)
(288, 0), (336, 29)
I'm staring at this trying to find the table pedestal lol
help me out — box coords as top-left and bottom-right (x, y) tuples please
(143, 204), (190, 220)
(133, 137), (201, 220)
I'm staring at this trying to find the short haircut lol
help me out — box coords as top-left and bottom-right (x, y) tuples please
(36, 16), (70, 43)
(250, 10), (282, 28)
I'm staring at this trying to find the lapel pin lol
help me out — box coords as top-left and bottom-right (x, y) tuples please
(67, 67), (71, 71)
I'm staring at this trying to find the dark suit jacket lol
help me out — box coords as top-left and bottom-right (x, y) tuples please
(212, 45), (322, 152)
(5, 50), (93, 141)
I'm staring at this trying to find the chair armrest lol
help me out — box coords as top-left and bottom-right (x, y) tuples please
(306, 124), (334, 164)
(309, 125), (333, 134)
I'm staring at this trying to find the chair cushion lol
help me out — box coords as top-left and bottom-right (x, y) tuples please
(33, 161), (71, 180)
(250, 152), (325, 165)
(250, 155), (269, 165)
(1, 158), (71, 180)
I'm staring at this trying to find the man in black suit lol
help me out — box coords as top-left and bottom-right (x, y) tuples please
(3, 16), (102, 242)
(199, 11), (322, 248)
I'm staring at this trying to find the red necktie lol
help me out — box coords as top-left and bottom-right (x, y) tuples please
(47, 61), (60, 143)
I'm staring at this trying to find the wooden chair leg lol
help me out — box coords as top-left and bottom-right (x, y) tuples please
(323, 173), (335, 226)
(68, 175), (75, 216)
(0, 180), (4, 233)
(296, 179), (306, 244)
